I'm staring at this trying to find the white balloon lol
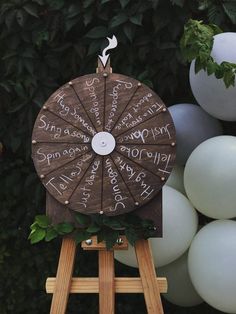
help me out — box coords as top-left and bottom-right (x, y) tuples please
(158, 252), (203, 307)
(184, 135), (236, 219)
(190, 32), (236, 121)
(166, 164), (185, 195)
(188, 220), (236, 313)
(115, 186), (198, 267)
(169, 103), (222, 164)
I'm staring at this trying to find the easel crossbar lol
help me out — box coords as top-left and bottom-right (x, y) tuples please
(46, 277), (167, 294)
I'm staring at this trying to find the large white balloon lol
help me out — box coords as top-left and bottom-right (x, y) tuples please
(166, 164), (186, 195)
(190, 32), (236, 121)
(184, 135), (236, 219)
(169, 103), (222, 164)
(188, 220), (236, 313)
(115, 186), (198, 268)
(158, 252), (203, 307)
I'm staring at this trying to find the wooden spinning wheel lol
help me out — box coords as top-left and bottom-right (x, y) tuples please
(32, 72), (176, 216)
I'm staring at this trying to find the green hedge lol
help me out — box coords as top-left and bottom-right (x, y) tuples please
(0, 0), (235, 313)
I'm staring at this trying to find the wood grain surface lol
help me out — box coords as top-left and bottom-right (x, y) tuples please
(49, 237), (76, 314)
(46, 277), (167, 294)
(135, 239), (164, 314)
(99, 250), (115, 314)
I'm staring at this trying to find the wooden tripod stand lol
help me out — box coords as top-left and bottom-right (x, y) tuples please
(46, 236), (167, 314)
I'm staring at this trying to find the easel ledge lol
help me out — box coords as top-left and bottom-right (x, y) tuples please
(46, 277), (167, 294)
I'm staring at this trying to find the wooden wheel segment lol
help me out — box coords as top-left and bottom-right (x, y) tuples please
(32, 73), (176, 216)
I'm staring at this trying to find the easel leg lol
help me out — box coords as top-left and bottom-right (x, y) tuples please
(99, 250), (115, 314)
(135, 239), (164, 314)
(50, 237), (76, 314)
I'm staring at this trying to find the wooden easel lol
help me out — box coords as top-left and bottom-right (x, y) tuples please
(46, 236), (166, 314)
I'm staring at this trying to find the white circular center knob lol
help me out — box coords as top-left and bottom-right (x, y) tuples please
(91, 132), (116, 155)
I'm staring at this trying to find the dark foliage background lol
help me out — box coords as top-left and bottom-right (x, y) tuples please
(0, 0), (236, 313)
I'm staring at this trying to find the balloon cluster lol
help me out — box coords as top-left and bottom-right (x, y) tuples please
(115, 32), (236, 313)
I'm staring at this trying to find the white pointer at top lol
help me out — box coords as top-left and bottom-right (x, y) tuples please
(98, 35), (118, 68)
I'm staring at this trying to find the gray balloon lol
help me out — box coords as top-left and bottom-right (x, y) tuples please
(169, 104), (222, 165)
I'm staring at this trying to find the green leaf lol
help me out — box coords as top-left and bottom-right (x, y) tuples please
(55, 223), (74, 235)
(141, 79), (153, 88)
(87, 39), (102, 55)
(67, 4), (80, 18)
(83, 11), (93, 26)
(74, 231), (91, 245)
(110, 13), (128, 28)
(119, 0), (130, 8)
(129, 14), (143, 26)
(170, 0), (185, 7)
(32, 0), (44, 4)
(97, 230), (105, 243)
(123, 23), (135, 42)
(198, 1), (209, 11)
(86, 223), (101, 233)
(223, 2), (236, 24)
(30, 221), (38, 231)
(103, 229), (120, 250)
(92, 214), (104, 226)
(29, 228), (46, 244)
(102, 217), (123, 229)
(85, 26), (108, 39)
(5, 9), (16, 29)
(75, 213), (91, 226)
(141, 219), (154, 229)
(210, 24), (222, 35)
(16, 9), (27, 27)
(223, 70), (235, 88)
(45, 228), (58, 242)
(150, 0), (160, 9)
(83, 0), (95, 8)
(7, 102), (26, 114)
(125, 228), (139, 246)
(206, 60), (216, 75)
(48, 0), (65, 10)
(215, 66), (224, 79)
(24, 59), (34, 75)
(0, 82), (12, 92)
(65, 17), (79, 31)
(23, 3), (38, 18)
(28, 228), (36, 238)
(2, 52), (17, 60)
(35, 215), (50, 228)
(195, 58), (203, 73)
